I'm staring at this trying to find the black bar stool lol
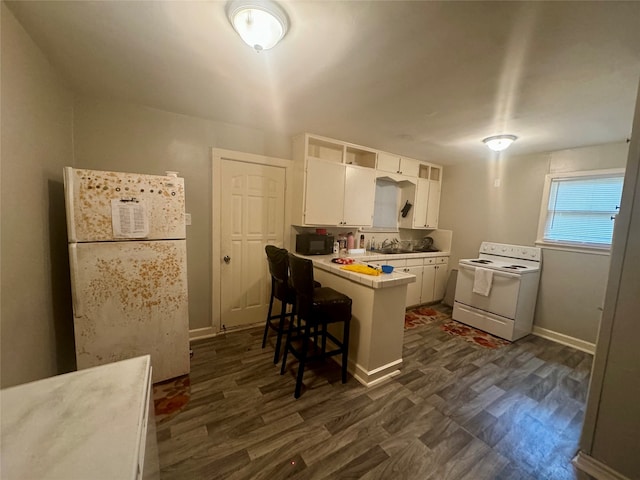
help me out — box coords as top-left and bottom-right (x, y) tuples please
(262, 246), (322, 364)
(262, 246), (296, 364)
(281, 253), (352, 398)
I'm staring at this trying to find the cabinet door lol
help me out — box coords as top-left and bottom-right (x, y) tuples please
(413, 178), (430, 228)
(421, 264), (436, 304)
(343, 165), (375, 226)
(399, 157), (420, 177)
(377, 152), (400, 174)
(304, 158), (344, 225)
(404, 265), (423, 307)
(433, 263), (448, 301)
(425, 179), (440, 228)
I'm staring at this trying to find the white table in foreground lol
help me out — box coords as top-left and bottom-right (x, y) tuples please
(1, 355), (159, 480)
(306, 255), (416, 386)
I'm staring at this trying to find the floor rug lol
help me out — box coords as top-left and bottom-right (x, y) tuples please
(405, 304), (510, 349)
(404, 306), (451, 329)
(441, 320), (511, 349)
(153, 374), (190, 423)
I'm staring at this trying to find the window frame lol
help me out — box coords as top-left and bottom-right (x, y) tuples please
(536, 168), (625, 254)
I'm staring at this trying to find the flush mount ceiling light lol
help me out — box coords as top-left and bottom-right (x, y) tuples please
(226, 0), (289, 52)
(482, 134), (518, 152)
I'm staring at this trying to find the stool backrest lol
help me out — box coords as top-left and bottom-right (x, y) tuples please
(265, 245), (290, 301)
(288, 254), (315, 318)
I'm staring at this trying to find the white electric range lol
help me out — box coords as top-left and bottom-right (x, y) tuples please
(452, 242), (542, 341)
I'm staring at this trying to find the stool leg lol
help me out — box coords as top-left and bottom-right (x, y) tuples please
(280, 313), (293, 375)
(273, 300), (287, 364)
(262, 281), (275, 349)
(294, 322), (309, 398)
(341, 317), (350, 384)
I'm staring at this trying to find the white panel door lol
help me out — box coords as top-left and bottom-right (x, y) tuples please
(69, 240), (189, 383)
(343, 165), (376, 226)
(220, 160), (286, 328)
(304, 158), (344, 225)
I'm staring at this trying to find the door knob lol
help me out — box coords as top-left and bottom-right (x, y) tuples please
(223, 255), (231, 264)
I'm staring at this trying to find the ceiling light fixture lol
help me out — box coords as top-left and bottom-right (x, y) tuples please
(482, 134), (518, 152)
(227, 0), (289, 52)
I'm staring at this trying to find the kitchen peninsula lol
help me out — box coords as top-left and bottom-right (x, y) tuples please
(303, 254), (415, 386)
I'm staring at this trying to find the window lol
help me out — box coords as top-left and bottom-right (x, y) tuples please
(537, 169), (625, 251)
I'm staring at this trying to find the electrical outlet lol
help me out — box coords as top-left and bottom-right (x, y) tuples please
(185, 213), (192, 225)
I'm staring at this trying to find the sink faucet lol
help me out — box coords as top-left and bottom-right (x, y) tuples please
(381, 238), (399, 249)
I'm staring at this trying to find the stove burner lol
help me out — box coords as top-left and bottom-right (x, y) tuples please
(503, 265), (528, 270)
(471, 259), (492, 264)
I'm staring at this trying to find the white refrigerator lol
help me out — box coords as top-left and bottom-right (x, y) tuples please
(64, 167), (190, 383)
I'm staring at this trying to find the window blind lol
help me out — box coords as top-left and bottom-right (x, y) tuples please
(544, 174), (624, 246)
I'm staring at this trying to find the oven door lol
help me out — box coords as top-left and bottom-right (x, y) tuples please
(454, 264), (521, 319)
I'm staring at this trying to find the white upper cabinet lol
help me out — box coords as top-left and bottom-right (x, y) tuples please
(412, 164), (442, 229)
(304, 158), (345, 225)
(293, 134), (376, 226)
(377, 152), (420, 177)
(413, 178), (430, 228)
(292, 133), (442, 229)
(343, 165), (376, 225)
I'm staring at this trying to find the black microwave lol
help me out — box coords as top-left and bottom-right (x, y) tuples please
(295, 233), (334, 255)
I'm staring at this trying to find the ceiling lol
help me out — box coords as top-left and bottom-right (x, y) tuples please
(7, 1), (640, 164)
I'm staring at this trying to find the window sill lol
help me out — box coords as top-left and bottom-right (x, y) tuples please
(535, 241), (611, 256)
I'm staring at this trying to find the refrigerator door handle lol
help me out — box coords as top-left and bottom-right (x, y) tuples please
(68, 244), (84, 318)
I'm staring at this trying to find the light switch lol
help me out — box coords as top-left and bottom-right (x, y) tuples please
(185, 213), (192, 226)
(494, 179), (501, 187)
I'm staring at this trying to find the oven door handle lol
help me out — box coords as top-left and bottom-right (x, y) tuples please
(458, 264), (522, 279)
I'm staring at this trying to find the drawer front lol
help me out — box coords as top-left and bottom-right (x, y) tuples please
(406, 258), (424, 267)
(380, 259), (406, 267)
(424, 257), (436, 265)
(437, 256), (449, 264)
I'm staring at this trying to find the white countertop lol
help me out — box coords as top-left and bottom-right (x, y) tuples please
(297, 254), (406, 289)
(1, 356), (152, 480)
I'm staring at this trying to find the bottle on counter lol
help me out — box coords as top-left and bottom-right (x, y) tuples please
(360, 234), (365, 249)
(347, 232), (355, 250)
(338, 234), (347, 257)
(370, 236), (376, 251)
(333, 240), (339, 255)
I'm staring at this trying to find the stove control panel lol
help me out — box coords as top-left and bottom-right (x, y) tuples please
(479, 242), (541, 261)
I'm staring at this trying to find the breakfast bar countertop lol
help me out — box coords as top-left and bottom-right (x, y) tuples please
(299, 249), (450, 289)
(301, 254), (416, 289)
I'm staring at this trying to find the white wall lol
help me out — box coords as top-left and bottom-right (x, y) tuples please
(1, 3), (75, 387)
(72, 97), (291, 330)
(578, 84), (640, 480)
(439, 142), (628, 345)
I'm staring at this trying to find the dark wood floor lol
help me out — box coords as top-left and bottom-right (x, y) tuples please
(156, 305), (593, 480)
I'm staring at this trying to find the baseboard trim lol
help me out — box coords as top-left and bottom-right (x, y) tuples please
(573, 451), (632, 480)
(189, 326), (217, 341)
(532, 326), (596, 354)
(350, 358), (403, 387)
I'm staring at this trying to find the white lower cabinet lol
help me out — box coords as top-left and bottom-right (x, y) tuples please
(404, 265), (423, 307)
(374, 255), (449, 307)
(434, 261), (448, 300)
(422, 257), (449, 303)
